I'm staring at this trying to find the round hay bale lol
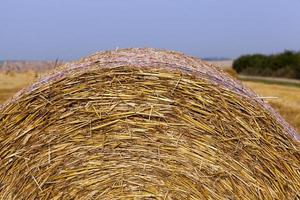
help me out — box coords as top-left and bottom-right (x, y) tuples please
(0, 48), (299, 199)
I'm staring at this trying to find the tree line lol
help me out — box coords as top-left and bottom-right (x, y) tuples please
(233, 50), (300, 79)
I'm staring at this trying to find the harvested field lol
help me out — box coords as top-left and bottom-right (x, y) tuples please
(0, 89), (20, 103)
(244, 81), (300, 133)
(0, 48), (299, 199)
(0, 72), (37, 102)
(0, 72), (36, 90)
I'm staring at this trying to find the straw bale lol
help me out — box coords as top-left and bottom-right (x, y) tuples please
(0, 48), (299, 199)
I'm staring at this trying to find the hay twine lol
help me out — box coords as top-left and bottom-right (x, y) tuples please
(0, 48), (299, 199)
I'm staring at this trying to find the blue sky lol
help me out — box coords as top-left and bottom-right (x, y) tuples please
(0, 0), (300, 60)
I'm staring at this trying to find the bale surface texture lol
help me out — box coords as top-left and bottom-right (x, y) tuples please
(0, 48), (299, 199)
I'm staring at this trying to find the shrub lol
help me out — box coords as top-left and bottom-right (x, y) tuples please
(233, 50), (300, 79)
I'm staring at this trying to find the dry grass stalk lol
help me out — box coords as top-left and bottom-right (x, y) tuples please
(0, 48), (299, 199)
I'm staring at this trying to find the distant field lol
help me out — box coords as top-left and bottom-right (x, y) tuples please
(0, 60), (60, 72)
(206, 60), (233, 69)
(0, 72), (299, 133)
(239, 75), (300, 87)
